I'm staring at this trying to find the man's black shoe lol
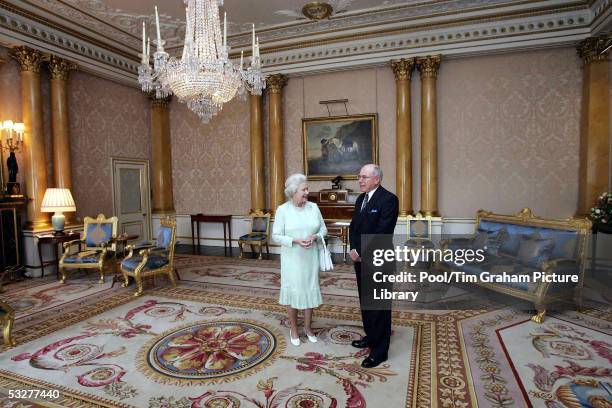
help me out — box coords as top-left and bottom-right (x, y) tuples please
(351, 338), (368, 349)
(361, 356), (387, 368)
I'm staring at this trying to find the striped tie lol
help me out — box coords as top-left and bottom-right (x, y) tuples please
(360, 193), (369, 212)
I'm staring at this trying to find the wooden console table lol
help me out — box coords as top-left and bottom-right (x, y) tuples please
(191, 214), (232, 256)
(36, 231), (81, 278)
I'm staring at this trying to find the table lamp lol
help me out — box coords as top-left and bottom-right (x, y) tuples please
(41, 188), (76, 235)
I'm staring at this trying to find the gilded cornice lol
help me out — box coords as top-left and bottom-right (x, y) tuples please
(416, 55), (441, 79)
(149, 94), (172, 108)
(10, 46), (49, 73)
(48, 56), (78, 80)
(266, 74), (288, 94)
(391, 58), (416, 81)
(577, 36), (610, 63)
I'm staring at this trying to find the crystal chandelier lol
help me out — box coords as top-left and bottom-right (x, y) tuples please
(138, 0), (265, 123)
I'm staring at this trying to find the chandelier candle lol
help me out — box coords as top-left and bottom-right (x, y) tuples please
(138, 0), (265, 123)
(155, 5), (161, 50)
(141, 21), (146, 64)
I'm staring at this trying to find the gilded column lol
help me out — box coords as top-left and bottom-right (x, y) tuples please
(250, 93), (265, 214)
(267, 74), (288, 215)
(48, 56), (77, 224)
(391, 58), (416, 217)
(150, 95), (175, 214)
(11, 46), (50, 230)
(576, 37), (610, 216)
(416, 55), (441, 217)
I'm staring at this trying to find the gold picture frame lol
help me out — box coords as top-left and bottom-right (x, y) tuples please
(302, 114), (378, 180)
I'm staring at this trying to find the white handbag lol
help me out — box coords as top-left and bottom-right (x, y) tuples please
(319, 234), (334, 271)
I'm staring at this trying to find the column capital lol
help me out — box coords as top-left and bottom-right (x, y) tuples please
(48, 56), (77, 80)
(10, 46), (49, 73)
(266, 74), (288, 94)
(577, 36), (610, 64)
(416, 55), (441, 79)
(391, 57), (416, 81)
(149, 94), (172, 108)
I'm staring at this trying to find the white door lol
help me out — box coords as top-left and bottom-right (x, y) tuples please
(111, 158), (152, 241)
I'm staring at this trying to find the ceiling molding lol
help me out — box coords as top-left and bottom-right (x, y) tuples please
(0, 0), (607, 88)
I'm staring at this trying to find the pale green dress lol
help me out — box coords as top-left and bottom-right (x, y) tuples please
(272, 201), (327, 309)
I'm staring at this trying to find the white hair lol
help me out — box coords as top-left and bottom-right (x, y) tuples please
(372, 165), (383, 182)
(284, 173), (307, 200)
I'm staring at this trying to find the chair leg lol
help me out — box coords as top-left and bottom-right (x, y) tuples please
(174, 268), (181, 281)
(531, 309), (546, 323)
(59, 266), (67, 284)
(3, 317), (15, 347)
(266, 243), (270, 259)
(258, 245), (263, 260)
(134, 272), (143, 297)
(168, 270), (177, 288)
(238, 242), (243, 259)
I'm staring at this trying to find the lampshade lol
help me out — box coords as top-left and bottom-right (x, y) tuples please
(41, 188), (76, 213)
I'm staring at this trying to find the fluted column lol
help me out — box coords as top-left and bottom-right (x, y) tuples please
(250, 93), (265, 214)
(391, 58), (416, 217)
(49, 56), (77, 224)
(11, 46), (50, 230)
(416, 55), (441, 217)
(150, 95), (175, 214)
(576, 37), (610, 216)
(266, 74), (288, 215)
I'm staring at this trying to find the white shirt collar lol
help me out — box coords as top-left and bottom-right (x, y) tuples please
(366, 186), (379, 201)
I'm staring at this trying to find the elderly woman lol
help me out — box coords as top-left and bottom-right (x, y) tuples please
(272, 173), (327, 346)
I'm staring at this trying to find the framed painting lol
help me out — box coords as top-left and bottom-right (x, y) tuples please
(302, 114), (378, 180)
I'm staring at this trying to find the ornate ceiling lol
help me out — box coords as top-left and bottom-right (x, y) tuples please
(0, 0), (610, 86)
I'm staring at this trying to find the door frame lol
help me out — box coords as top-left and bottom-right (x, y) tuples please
(111, 157), (152, 241)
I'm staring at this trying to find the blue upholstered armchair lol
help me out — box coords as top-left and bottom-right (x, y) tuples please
(120, 217), (177, 296)
(59, 214), (118, 284)
(238, 214), (270, 260)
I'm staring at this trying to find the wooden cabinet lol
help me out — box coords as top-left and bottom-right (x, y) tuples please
(308, 189), (359, 221)
(0, 196), (27, 285)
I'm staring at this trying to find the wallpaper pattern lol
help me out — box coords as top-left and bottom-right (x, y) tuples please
(0, 45), (601, 221)
(438, 48), (582, 217)
(170, 98), (250, 215)
(69, 71), (150, 219)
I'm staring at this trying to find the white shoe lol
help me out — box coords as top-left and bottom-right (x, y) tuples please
(305, 330), (317, 343)
(289, 329), (300, 346)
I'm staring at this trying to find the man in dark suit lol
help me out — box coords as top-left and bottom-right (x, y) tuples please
(349, 164), (399, 368)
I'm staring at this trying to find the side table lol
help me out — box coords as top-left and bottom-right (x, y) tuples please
(112, 234), (139, 258)
(36, 232), (81, 279)
(191, 214), (232, 256)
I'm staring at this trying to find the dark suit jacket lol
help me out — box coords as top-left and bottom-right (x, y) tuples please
(349, 186), (399, 256)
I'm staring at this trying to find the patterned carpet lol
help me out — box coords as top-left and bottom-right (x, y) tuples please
(0, 254), (610, 408)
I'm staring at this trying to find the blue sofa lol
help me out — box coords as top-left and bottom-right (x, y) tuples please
(439, 208), (591, 322)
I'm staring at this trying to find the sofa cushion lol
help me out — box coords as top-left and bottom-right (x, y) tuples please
(537, 228), (579, 259)
(474, 228), (509, 256)
(517, 235), (554, 268)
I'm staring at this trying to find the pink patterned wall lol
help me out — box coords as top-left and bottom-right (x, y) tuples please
(437, 48), (582, 218)
(168, 47), (587, 218)
(170, 97), (250, 215)
(0, 45), (601, 220)
(69, 71), (150, 219)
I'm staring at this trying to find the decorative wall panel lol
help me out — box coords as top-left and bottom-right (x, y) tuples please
(438, 48), (582, 218)
(170, 98), (250, 215)
(69, 71), (150, 219)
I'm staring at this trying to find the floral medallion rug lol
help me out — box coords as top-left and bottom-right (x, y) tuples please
(461, 309), (612, 408)
(0, 287), (428, 408)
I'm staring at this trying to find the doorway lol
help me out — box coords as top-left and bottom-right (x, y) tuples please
(111, 157), (152, 241)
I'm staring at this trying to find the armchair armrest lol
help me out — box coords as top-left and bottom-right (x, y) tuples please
(125, 243), (155, 260)
(62, 239), (85, 250)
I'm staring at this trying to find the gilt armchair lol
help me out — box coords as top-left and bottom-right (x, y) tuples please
(120, 217), (177, 296)
(0, 299), (16, 347)
(59, 214), (118, 284)
(238, 214), (270, 260)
